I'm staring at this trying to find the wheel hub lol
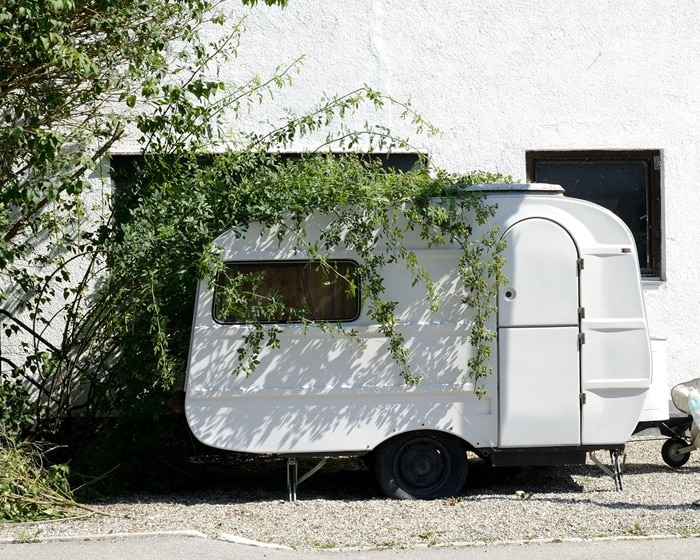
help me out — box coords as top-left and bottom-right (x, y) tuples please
(399, 441), (446, 488)
(413, 458), (432, 476)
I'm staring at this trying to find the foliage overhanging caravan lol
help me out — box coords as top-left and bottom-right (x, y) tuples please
(185, 184), (652, 499)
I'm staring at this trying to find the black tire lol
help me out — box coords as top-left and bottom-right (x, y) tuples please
(374, 431), (468, 500)
(661, 438), (691, 468)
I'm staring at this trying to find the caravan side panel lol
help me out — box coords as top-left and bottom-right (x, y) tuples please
(185, 224), (499, 454)
(579, 248), (652, 444)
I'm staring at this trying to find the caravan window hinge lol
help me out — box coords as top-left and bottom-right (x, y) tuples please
(654, 155), (662, 170)
(577, 258), (585, 272)
(579, 333), (586, 347)
(580, 392), (587, 405)
(579, 307), (586, 320)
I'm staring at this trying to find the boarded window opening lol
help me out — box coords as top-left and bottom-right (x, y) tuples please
(526, 150), (662, 278)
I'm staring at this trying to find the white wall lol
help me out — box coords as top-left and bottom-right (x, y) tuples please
(123, 0), (700, 387)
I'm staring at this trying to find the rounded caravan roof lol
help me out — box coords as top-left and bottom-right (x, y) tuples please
(464, 183), (565, 195)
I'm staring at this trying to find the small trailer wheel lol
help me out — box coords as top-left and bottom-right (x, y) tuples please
(375, 431), (467, 500)
(661, 437), (691, 468)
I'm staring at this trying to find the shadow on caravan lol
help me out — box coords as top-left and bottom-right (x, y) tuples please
(185, 184), (653, 500)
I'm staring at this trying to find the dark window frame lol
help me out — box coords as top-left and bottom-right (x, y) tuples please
(526, 150), (662, 278)
(213, 259), (361, 324)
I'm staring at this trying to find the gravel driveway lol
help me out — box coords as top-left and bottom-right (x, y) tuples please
(1, 436), (698, 550)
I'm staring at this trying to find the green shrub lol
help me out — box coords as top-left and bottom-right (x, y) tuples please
(0, 433), (86, 522)
(0, 372), (31, 442)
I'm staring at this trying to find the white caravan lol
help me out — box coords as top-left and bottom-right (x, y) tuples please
(185, 184), (652, 499)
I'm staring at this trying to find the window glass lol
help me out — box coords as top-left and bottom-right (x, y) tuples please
(527, 151), (661, 277)
(213, 260), (360, 323)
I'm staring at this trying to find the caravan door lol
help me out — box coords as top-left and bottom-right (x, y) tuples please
(498, 218), (581, 447)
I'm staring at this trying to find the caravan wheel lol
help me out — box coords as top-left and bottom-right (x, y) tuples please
(661, 438), (691, 468)
(375, 432), (467, 500)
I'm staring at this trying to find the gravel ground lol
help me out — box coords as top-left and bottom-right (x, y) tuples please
(1, 436), (699, 550)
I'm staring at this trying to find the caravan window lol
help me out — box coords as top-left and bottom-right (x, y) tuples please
(213, 260), (360, 324)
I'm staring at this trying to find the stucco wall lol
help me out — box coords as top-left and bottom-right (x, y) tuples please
(124, 0), (700, 387)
